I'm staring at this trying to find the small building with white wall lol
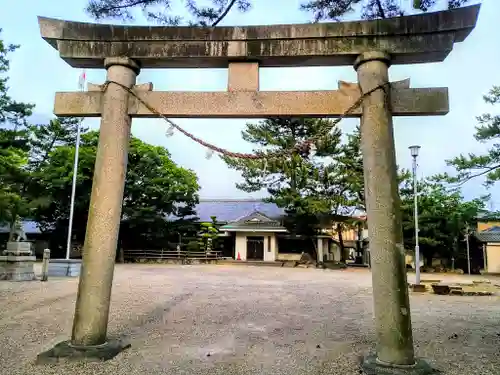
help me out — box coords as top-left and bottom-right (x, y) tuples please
(194, 199), (369, 264)
(219, 211), (285, 262)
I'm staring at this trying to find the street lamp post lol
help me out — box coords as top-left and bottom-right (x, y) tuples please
(409, 145), (421, 285)
(465, 223), (471, 275)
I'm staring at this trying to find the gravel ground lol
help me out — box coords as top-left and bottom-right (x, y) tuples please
(1, 264), (499, 375)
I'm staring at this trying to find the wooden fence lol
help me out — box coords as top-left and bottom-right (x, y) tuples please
(123, 248), (223, 263)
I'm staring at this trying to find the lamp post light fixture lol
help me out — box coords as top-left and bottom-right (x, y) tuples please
(409, 145), (421, 285)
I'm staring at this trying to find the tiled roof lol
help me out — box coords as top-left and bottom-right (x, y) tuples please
(172, 199), (364, 223)
(193, 199), (285, 222)
(476, 225), (500, 243)
(220, 211), (286, 231)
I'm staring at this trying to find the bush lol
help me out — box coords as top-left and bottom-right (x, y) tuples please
(186, 240), (200, 252)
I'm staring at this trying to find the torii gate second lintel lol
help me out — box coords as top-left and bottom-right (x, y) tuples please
(35, 5), (481, 374)
(54, 64), (450, 118)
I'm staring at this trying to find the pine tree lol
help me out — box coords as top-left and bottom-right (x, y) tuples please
(336, 124), (364, 211)
(222, 118), (349, 257)
(84, 0), (471, 25)
(445, 86), (500, 187)
(223, 118), (343, 211)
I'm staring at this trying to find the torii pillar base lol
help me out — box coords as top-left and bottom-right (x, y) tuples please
(361, 355), (435, 375)
(36, 340), (130, 364)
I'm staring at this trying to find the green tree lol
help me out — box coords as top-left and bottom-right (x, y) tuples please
(0, 118), (82, 240)
(336, 124), (364, 211)
(302, 0), (471, 21)
(32, 131), (200, 256)
(0, 32), (35, 234)
(331, 123), (486, 267)
(84, 0), (471, 25)
(222, 118), (347, 256)
(28, 118), (82, 168)
(222, 118), (344, 211)
(399, 170), (486, 267)
(197, 216), (219, 253)
(445, 86), (500, 187)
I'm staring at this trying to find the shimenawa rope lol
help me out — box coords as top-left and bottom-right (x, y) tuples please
(99, 80), (390, 160)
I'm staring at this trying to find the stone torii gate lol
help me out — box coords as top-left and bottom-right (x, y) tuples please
(36, 5), (480, 373)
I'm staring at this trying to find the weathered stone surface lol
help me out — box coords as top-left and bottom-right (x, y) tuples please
(41, 248), (50, 281)
(322, 261), (348, 270)
(36, 340), (130, 364)
(228, 62), (259, 91)
(71, 58), (138, 347)
(53, 87), (449, 118)
(411, 284), (427, 293)
(432, 284), (451, 295)
(4, 241), (32, 255)
(87, 82), (153, 92)
(339, 78), (410, 91)
(361, 354), (436, 375)
(0, 255), (36, 281)
(472, 280), (491, 285)
(356, 51), (414, 366)
(38, 5), (480, 68)
(463, 291), (494, 296)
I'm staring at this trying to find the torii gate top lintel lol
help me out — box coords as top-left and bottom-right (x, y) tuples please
(38, 4), (480, 69)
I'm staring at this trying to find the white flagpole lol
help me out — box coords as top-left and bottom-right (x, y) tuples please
(65, 70), (86, 260)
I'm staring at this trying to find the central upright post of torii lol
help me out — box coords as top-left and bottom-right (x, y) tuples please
(36, 5), (480, 373)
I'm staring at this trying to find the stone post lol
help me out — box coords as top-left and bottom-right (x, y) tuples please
(354, 52), (430, 373)
(317, 237), (324, 264)
(41, 249), (50, 282)
(71, 57), (139, 347)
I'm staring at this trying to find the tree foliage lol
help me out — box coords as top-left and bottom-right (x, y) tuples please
(302, 0), (471, 21)
(222, 117), (361, 259)
(197, 216), (219, 252)
(0, 31), (35, 232)
(399, 170), (486, 266)
(85, 0), (472, 25)
(0, 33), (201, 254)
(335, 124), (365, 211)
(224, 115), (487, 265)
(445, 86), (500, 187)
(336, 125), (485, 266)
(31, 130), (200, 255)
(86, 0), (251, 25)
(222, 118), (346, 217)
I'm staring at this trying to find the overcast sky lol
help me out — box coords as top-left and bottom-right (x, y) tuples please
(1, 0), (499, 207)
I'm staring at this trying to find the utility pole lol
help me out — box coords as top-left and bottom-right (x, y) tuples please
(409, 145), (421, 284)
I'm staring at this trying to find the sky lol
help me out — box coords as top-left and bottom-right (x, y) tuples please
(1, 0), (499, 207)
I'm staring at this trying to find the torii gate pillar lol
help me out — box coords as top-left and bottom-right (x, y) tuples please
(355, 52), (432, 373)
(71, 57), (139, 348)
(38, 58), (140, 362)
